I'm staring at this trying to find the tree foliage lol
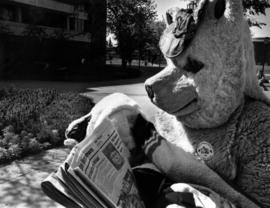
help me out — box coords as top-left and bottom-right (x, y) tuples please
(189, 0), (270, 27)
(107, 0), (157, 67)
(243, 0), (270, 15)
(243, 0), (270, 28)
(184, 0), (269, 27)
(145, 20), (166, 58)
(108, 0), (269, 67)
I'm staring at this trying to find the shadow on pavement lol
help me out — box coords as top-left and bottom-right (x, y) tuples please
(0, 148), (70, 208)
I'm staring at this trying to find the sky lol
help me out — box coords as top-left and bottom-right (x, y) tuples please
(154, 0), (270, 38)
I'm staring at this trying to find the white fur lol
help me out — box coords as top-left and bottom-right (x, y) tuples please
(65, 93), (146, 151)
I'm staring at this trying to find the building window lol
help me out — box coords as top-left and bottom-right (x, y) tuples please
(78, 19), (84, 32)
(75, 4), (86, 12)
(68, 17), (86, 32)
(21, 6), (66, 28)
(0, 5), (16, 21)
(69, 17), (75, 31)
(84, 20), (91, 33)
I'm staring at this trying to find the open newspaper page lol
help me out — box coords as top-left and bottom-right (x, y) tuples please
(68, 118), (145, 208)
(42, 118), (145, 208)
(41, 147), (104, 208)
(41, 167), (83, 208)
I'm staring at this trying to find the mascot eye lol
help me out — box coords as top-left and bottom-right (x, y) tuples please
(183, 57), (204, 74)
(166, 12), (173, 25)
(214, 0), (226, 19)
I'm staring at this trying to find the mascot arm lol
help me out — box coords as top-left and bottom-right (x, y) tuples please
(234, 103), (270, 207)
(132, 116), (260, 208)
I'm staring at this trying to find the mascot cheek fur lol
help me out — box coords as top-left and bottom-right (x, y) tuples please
(175, 36), (246, 129)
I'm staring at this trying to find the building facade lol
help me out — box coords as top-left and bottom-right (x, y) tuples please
(253, 37), (270, 66)
(0, 0), (106, 79)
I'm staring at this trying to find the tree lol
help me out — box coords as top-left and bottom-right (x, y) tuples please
(144, 20), (166, 65)
(107, 0), (157, 68)
(243, 0), (270, 28)
(107, 37), (113, 49)
(184, 0), (270, 28)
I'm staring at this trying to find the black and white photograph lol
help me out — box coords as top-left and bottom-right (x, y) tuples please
(0, 0), (270, 207)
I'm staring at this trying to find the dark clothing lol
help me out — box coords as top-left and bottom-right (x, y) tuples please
(133, 167), (198, 208)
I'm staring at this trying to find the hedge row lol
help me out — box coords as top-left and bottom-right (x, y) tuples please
(0, 87), (94, 164)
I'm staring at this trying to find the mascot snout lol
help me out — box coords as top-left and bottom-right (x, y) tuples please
(145, 66), (199, 117)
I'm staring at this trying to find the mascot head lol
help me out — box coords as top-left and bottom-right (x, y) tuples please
(145, 0), (269, 129)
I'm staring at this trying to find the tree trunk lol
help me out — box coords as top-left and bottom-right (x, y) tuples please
(121, 57), (127, 69)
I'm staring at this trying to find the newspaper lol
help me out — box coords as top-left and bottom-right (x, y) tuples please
(41, 118), (145, 208)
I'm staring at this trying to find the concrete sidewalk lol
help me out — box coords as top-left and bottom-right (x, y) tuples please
(0, 77), (148, 93)
(82, 82), (159, 121)
(0, 148), (71, 208)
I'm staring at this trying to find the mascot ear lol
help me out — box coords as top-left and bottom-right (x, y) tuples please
(65, 114), (92, 142)
(214, 0), (226, 19)
(165, 7), (181, 27)
(166, 12), (173, 26)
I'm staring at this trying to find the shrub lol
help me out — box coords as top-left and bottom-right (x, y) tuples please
(8, 144), (23, 158)
(0, 87), (94, 164)
(27, 138), (42, 154)
(0, 88), (57, 130)
(40, 92), (93, 137)
(0, 147), (10, 164)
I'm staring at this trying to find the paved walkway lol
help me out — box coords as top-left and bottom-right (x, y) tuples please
(0, 77), (148, 93)
(0, 148), (70, 208)
(82, 82), (159, 121)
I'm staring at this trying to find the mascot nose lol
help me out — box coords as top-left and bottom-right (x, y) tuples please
(145, 84), (154, 100)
